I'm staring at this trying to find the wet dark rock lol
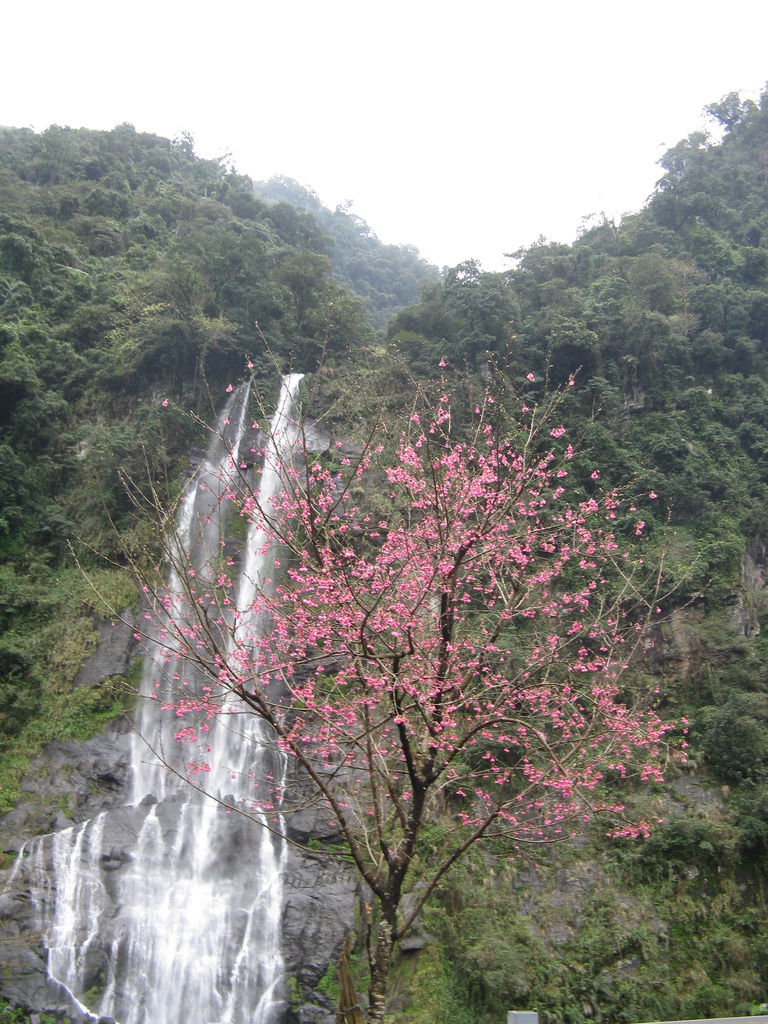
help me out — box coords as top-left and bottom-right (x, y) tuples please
(1, 547), (359, 1024)
(73, 615), (139, 689)
(1, 725), (132, 854)
(99, 846), (133, 870)
(0, 721), (359, 1024)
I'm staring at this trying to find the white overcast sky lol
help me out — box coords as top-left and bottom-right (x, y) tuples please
(2, 0), (766, 270)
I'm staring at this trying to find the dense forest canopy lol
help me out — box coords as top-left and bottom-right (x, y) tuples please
(251, 174), (440, 328)
(389, 89), (768, 598)
(0, 121), (400, 808)
(3, 86), (768, 1022)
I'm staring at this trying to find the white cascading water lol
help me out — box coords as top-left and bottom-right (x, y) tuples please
(15, 375), (304, 1024)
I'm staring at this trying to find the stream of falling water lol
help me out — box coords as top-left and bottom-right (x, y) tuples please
(19, 375), (304, 1024)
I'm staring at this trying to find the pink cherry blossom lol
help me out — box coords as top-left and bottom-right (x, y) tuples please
(141, 380), (678, 1015)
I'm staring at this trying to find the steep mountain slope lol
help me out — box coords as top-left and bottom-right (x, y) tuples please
(251, 175), (439, 329)
(0, 123), (383, 811)
(377, 87), (768, 1022)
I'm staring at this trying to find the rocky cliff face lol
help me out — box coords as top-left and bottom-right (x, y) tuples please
(0, 723), (134, 1023)
(0, 630), (359, 1024)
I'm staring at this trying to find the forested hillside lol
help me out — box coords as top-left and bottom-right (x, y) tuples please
(3, 89), (768, 1024)
(0, 122), (409, 810)
(252, 174), (440, 328)
(382, 89), (768, 1022)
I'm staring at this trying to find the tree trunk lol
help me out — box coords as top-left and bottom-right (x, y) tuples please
(366, 920), (395, 1024)
(337, 936), (365, 1024)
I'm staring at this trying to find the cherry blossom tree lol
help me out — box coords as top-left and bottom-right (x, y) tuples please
(133, 373), (675, 1023)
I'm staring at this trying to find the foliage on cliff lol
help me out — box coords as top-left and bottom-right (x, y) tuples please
(0, 123), (400, 805)
(388, 85), (768, 668)
(380, 86), (768, 1021)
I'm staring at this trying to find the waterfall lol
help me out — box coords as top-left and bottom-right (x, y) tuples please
(20, 375), (304, 1024)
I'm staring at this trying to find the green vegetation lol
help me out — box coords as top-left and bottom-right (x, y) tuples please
(399, 809), (768, 1024)
(0, 566), (132, 811)
(252, 175), (440, 329)
(376, 84), (768, 1024)
(0, 1001), (60, 1023)
(0, 123), (404, 797)
(4, 88), (768, 1020)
